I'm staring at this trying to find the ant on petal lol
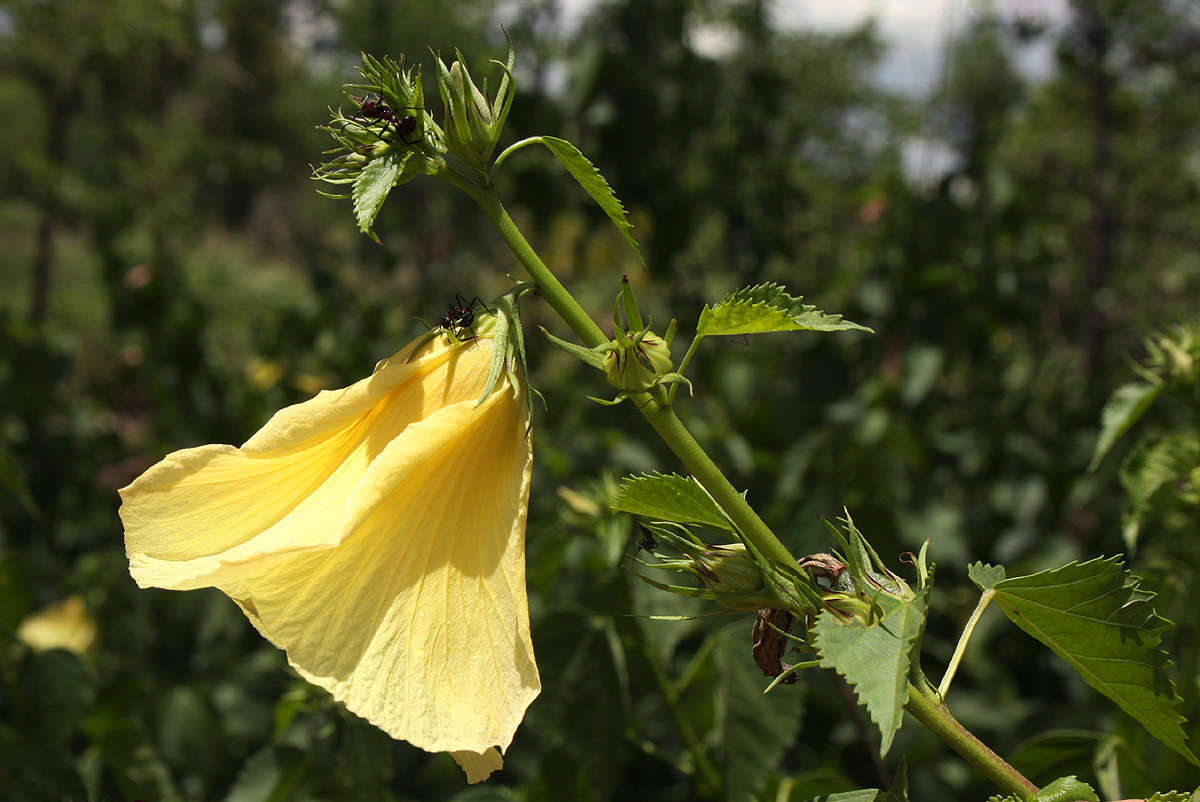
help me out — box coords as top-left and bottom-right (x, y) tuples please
(441, 295), (488, 340)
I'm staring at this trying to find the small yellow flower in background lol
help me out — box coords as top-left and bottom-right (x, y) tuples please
(119, 325), (538, 782)
(17, 596), (97, 655)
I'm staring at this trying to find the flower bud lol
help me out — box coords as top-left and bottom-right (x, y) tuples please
(434, 43), (515, 170)
(688, 543), (777, 612)
(603, 331), (673, 392)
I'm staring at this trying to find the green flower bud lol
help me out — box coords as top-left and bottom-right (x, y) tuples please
(603, 331), (673, 392)
(434, 42), (515, 171)
(689, 543), (777, 612)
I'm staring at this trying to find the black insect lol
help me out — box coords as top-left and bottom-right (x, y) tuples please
(351, 96), (425, 145)
(636, 524), (659, 553)
(440, 295), (487, 339)
(355, 95), (397, 124)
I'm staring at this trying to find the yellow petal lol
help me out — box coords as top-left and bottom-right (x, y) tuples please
(452, 748), (504, 783)
(120, 334), (538, 775)
(17, 596), (97, 655)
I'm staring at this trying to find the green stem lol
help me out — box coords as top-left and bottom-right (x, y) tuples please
(938, 588), (995, 700)
(904, 679), (1039, 798)
(473, 188), (796, 569)
(476, 188), (608, 348)
(470, 177), (1038, 801)
(636, 404), (796, 567)
(644, 643), (722, 796)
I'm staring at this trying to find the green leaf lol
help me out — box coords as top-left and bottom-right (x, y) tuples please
(1089, 381), (1164, 470)
(352, 151), (407, 240)
(992, 557), (1198, 766)
(1143, 792), (1195, 802)
(806, 792), (883, 802)
(611, 473), (735, 531)
(803, 765), (907, 802)
(967, 561), (1006, 591)
(710, 624), (805, 800)
(697, 283), (872, 338)
(813, 585), (930, 754)
(1029, 775), (1099, 802)
(1119, 433), (1200, 548)
(1122, 434), (1199, 510)
(1010, 729), (1104, 786)
(539, 136), (643, 265)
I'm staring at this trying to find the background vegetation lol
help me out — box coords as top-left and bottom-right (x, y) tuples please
(1, 0), (1197, 799)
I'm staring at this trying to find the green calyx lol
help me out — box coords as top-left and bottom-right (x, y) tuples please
(603, 329), (674, 392)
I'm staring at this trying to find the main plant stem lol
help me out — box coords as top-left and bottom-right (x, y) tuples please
(473, 183), (1039, 798)
(904, 678), (1039, 797)
(474, 187), (795, 569)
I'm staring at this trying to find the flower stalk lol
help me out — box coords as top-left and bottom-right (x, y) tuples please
(473, 186), (797, 572)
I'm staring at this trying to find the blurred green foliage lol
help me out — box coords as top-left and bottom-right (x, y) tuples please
(1, 0), (1198, 799)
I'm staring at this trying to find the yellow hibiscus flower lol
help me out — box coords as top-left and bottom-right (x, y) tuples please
(119, 324), (538, 782)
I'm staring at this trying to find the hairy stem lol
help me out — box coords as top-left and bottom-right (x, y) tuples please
(904, 679), (1038, 797)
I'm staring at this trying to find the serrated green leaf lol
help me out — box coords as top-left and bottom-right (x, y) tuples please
(1121, 433), (1200, 513)
(1089, 381), (1164, 470)
(968, 561), (1006, 590)
(1144, 791), (1195, 802)
(813, 585), (930, 754)
(352, 152), (407, 239)
(1119, 432), (1200, 550)
(1029, 775), (1099, 802)
(1010, 729), (1104, 785)
(539, 136), (643, 265)
(711, 624), (805, 800)
(611, 473), (734, 531)
(697, 283), (872, 338)
(993, 557), (1198, 766)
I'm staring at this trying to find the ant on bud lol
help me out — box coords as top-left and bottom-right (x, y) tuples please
(350, 95), (425, 145)
(440, 295), (488, 340)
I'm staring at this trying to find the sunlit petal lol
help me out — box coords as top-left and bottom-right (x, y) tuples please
(120, 334), (537, 780)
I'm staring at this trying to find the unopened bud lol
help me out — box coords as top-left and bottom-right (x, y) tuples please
(690, 543), (777, 612)
(603, 332), (673, 392)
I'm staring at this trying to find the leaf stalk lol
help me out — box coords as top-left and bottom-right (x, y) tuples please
(937, 587), (995, 700)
